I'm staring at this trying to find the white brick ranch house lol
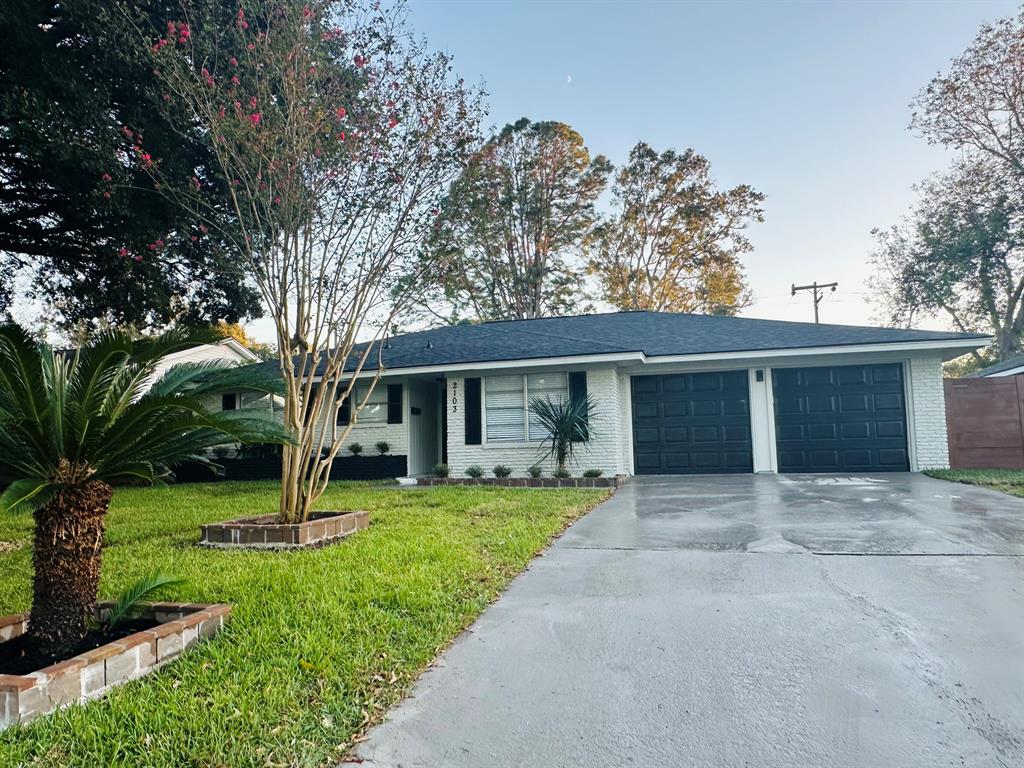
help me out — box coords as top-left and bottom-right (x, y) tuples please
(302, 311), (988, 478)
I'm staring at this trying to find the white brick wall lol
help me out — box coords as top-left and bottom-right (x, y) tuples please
(445, 365), (631, 478)
(311, 380), (410, 457)
(908, 355), (950, 470)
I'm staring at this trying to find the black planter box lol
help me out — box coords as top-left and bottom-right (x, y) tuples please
(173, 454), (407, 483)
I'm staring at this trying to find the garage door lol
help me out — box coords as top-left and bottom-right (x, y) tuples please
(631, 371), (753, 474)
(772, 363), (909, 472)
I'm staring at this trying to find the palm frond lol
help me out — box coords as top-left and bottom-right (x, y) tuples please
(528, 394), (597, 472)
(104, 570), (186, 631)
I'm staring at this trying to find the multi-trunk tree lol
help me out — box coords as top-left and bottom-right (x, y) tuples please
(587, 142), (763, 315)
(138, 0), (482, 522)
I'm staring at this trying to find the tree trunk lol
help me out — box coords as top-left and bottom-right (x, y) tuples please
(27, 481), (112, 660)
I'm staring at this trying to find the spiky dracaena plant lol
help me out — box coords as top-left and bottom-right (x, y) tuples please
(528, 393), (597, 476)
(0, 325), (288, 659)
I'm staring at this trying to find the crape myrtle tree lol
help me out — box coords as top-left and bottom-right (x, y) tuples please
(0, 0), (261, 332)
(132, 0), (483, 522)
(413, 118), (611, 323)
(587, 142), (763, 315)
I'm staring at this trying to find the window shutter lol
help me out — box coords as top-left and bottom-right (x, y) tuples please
(387, 383), (403, 424)
(569, 371), (588, 442)
(222, 393), (237, 411)
(464, 377), (482, 445)
(338, 392), (350, 425)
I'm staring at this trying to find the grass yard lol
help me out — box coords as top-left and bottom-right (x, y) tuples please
(0, 481), (607, 767)
(924, 468), (1024, 498)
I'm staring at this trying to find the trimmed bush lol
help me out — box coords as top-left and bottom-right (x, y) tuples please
(552, 467), (571, 479)
(583, 468), (604, 478)
(348, 442), (364, 456)
(493, 464), (512, 478)
(433, 463), (450, 477)
(465, 465), (485, 479)
(375, 441), (390, 455)
(527, 464), (543, 478)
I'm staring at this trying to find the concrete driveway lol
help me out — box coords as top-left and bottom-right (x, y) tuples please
(357, 474), (1024, 768)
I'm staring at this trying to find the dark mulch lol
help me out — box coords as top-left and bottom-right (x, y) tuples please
(0, 618), (157, 676)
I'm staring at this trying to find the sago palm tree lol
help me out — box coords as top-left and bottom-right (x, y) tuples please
(0, 325), (287, 660)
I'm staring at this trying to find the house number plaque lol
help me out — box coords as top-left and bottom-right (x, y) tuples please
(450, 380), (458, 412)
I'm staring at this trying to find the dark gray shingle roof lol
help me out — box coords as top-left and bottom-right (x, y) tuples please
(332, 311), (987, 373)
(966, 354), (1024, 377)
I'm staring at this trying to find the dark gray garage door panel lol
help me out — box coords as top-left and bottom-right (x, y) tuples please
(632, 371), (753, 475)
(772, 363), (909, 472)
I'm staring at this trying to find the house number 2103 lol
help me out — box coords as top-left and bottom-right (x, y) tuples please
(450, 381), (458, 412)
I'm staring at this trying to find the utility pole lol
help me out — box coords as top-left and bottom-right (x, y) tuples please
(791, 281), (838, 324)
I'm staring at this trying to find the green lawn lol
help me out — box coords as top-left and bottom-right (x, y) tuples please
(924, 468), (1024, 498)
(0, 481), (607, 767)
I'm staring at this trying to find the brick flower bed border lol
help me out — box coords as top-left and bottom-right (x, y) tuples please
(0, 601), (230, 730)
(199, 510), (369, 549)
(417, 475), (627, 489)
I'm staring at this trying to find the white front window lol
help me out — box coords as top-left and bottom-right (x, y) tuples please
(355, 383), (388, 423)
(484, 372), (568, 443)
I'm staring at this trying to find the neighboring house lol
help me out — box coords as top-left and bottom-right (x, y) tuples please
(967, 354), (1024, 378)
(305, 311), (988, 478)
(151, 338), (276, 413)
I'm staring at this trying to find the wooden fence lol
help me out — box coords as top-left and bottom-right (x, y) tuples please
(943, 377), (1024, 470)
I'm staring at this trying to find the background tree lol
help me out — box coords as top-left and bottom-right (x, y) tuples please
(0, 325), (285, 660)
(911, 8), (1024, 186)
(0, 0), (262, 332)
(416, 118), (611, 323)
(587, 142), (763, 315)
(141, 0), (482, 522)
(870, 157), (1023, 360)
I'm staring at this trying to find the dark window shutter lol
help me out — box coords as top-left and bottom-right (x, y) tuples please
(222, 393), (237, 411)
(387, 383), (403, 424)
(568, 371), (588, 441)
(464, 377), (482, 445)
(337, 392), (350, 425)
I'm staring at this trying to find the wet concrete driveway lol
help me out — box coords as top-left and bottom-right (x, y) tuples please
(358, 474), (1024, 768)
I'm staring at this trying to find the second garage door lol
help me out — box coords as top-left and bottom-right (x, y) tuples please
(632, 371), (753, 474)
(772, 363), (910, 472)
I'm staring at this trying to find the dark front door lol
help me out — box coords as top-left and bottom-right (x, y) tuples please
(772, 363), (909, 472)
(631, 371), (753, 475)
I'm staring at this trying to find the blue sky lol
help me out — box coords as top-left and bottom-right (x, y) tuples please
(399, 0), (1018, 328)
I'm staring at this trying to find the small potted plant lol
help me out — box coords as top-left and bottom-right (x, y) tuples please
(375, 441), (390, 455)
(348, 442), (363, 456)
(493, 464), (512, 478)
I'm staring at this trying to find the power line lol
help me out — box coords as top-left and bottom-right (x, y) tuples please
(791, 281), (838, 323)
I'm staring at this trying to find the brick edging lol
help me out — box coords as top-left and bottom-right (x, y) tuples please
(200, 510), (369, 549)
(1, 601), (230, 730)
(416, 475), (627, 488)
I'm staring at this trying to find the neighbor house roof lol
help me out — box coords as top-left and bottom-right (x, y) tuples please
(314, 311), (989, 375)
(967, 354), (1024, 378)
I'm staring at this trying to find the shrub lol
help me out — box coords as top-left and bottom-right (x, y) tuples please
(493, 464), (512, 478)
(375, 441), (390, 455)
(465, 465), (484, 478)
(433, 462), (450, 477)
(553, 467), (571, 479)
(527, 464), (543, 478)
(583, 468), (604, 478)
(348, 442), (363, 456)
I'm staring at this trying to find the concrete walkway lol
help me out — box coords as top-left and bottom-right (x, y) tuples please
(357, 474), (1024, 768)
